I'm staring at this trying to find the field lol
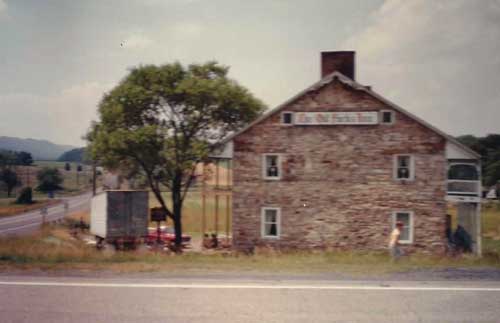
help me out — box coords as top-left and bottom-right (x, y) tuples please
(0, 161), (95, 217)
(149, 190), (231, 236)
(0, 161), (94, 199)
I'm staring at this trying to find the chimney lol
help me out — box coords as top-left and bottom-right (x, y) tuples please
(320, 51), (355, 80)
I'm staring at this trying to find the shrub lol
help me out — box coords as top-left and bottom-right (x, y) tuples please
(15, 187), (33, 204)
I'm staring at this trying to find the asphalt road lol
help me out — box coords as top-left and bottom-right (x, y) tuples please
(0, 276), (499, 322)
(0, 192), (92, 236)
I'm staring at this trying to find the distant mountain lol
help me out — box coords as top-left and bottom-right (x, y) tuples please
(0, 136), (77, 160)
(58, 147), (88, 163)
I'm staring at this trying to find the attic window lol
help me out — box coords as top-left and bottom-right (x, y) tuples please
(281, 112), (294, 125)
(381, 110), (394, 124)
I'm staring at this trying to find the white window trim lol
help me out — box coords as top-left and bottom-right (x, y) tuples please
(261, 207), (281, 239)
(392, 211), (414, 244)
(281, 111), (294, 125)
(393, 154), (415, 181)
(262, 154), (282, 180)
(380, 110), (395, 125)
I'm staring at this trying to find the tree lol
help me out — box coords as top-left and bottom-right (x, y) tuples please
(36, 167), (63, 194)
(16, 187), (33, 204)
(0, 150), (16, 168)
(0, 168), (20, 197)
(16, 151), (33, 166)
(88, 62), (265, 249)
(58, 148), (87, 164)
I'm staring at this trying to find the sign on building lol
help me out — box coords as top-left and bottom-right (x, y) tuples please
(294, 111), (378, 125)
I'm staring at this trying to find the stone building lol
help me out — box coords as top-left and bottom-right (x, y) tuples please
(213, 51), (482, 254)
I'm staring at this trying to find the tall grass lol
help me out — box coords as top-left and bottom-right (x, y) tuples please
(1, 226), (499, 272)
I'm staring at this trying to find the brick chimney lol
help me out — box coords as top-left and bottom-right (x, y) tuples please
(320, 51), (355, 80)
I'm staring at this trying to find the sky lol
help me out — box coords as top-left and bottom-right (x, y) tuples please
(0, 0), (499, 147)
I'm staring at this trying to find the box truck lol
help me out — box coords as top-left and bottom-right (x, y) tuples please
(90, 190), (149, 249)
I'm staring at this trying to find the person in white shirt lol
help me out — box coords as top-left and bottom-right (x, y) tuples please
(388, 221), (404, 260)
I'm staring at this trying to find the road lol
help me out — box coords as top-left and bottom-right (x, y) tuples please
(0, 276), (499, 322)
(0, 192), (92, 236)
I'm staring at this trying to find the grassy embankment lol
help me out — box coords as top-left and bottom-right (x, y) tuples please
(0, 198), (61, 218)
(0, 218), (499, 274)
(0, 202), (499, 273)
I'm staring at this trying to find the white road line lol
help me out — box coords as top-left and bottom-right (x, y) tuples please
(0, 281), (499, 291)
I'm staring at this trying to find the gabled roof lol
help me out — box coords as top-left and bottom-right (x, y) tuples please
(219, 71), (480, 159)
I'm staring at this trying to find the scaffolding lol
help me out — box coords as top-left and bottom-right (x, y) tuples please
(200, 158), (232, 247)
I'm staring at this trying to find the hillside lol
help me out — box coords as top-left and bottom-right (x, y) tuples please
(0, 136), (76, 160)
(58, 147), (87, 163)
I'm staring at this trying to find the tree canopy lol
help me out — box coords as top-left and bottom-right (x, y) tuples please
(36, 167), (64, 193)
(58, 148), (88, 164)
(0, 150), (33, 167)
(87, 61), (265, 248)
(0, 168), (20, 197)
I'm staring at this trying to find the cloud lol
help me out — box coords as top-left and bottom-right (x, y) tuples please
(0, 82), (111, 146)
(171, 22), (203, 39)
(120, 32), (153, 50)
(342, 0), (500, 136)
(0, 0), (6, 12)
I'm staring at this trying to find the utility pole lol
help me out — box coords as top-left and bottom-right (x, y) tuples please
(92, 162), (97, 196)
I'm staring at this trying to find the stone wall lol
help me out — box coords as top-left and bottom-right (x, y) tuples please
(232, 79), (447, 254)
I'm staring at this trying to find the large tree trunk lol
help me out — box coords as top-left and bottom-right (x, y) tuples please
(172, 174), (183, 251)
(172, 204), (182, 251)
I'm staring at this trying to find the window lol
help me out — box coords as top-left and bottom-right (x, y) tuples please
(281, 112), (294, 125)
(262, 207), (280, 238)
(392, 211), (413, 244)
(263, 154), (281, 180)
(448, 164), (479, 181)
(394, 155), (414, 180)
(380, 110), (394, 124)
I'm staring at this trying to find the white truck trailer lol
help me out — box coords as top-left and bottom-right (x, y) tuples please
(90, 190), (149, 249)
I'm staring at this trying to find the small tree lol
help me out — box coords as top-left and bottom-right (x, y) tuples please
(16, 187), (33, 204)
(0, 168), (21, 197)
(16, 151), (33, 166)
(88, 61), (265, 249)
(36, 167), (63, 195)
(64, 162), (71, 171)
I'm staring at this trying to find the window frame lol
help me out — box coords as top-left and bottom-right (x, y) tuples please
(261, 207), (281, 239)
(392, 211), (414, 244)
(262, 153), (282, 180)
(380, 110), (395, 125)
(281, 111), (294, 125)
(393, 154), (415, 181)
